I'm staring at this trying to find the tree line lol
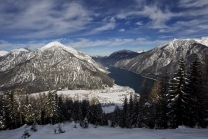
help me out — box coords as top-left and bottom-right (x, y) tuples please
(0, 55), (208, 130)
(108, 56), (208, 129)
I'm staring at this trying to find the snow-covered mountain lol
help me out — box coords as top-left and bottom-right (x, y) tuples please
(0, 51), (8, 56)
(93, 49), (140, 65)
(137, 50), (146, 53)
(115, 37), (208, 79)
(0, 41), (113, 93)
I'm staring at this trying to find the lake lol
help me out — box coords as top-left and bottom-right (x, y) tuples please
(106, 65), (155, 94)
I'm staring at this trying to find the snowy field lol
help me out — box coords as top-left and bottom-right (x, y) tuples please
(32, 84), (138, 113)
(0, 123), (208, 139)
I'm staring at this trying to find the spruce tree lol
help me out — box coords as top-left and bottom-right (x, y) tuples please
(45, 91), (58, 124)
(166, 57), (188, 128)
(2, 91), (19, 129)
(185, 56), (207, 127)
(119, 96), (128, 128)
(126, 94), (133, 128)
(131, 94), (140, 128)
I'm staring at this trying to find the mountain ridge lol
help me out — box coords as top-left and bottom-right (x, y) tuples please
(0, 42), (113, 93)
(114, 37), (208, 79)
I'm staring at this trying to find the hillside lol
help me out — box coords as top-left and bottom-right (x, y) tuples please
(0, 123), (207, 139)
(115, 37), (208, 79)
(93, 50), (140, 65)
(0, 41), (114, 93)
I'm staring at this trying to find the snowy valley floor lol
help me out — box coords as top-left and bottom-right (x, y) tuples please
(0, 123), (208, 139)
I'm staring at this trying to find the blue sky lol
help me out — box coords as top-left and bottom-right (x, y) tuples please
(0, 0), (208, 56)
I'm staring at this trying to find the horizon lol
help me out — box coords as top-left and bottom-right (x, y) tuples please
(0, 0), (208, 56)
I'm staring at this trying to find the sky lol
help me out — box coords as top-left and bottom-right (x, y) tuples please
(0, 0), (208, 56)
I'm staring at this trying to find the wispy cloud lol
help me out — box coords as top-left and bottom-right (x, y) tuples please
(69, 37), (169, 49)
(119, 29), (125, 32)
(0, 0), (94, 38)
(136, 22), (143, 26)
(0, 40), (48, 51)
(89, 16), (116, 34)
(178, 0), (208, 8)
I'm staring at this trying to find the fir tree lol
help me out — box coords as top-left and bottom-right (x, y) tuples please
(185, 56), (207, 127)
(166, 57), (188, 128)
(110, 105), (121, 127)
(119, 96), (128, 128)
(2, 91), (19, 129)
(45, 91), (58, 124)
(131, 94), (140, 128)
(126, 94), (133, 128)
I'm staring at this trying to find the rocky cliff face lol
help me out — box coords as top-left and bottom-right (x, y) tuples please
(0, 41), (113, 93)
(115, 37), (208, 79)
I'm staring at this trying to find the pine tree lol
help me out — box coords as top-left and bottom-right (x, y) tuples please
(72, 100), (79, 122)
(119, 96), (128, 128)
(131, 94), (143, 128)
(1, 91), (19, 129)
(185, 56), (207, 127)
(110, 105), (121, 127)
(202, 55), (208, 127)
(87, 103), (103, 126)
(24, 103), (35, 124)
(45, 91), (58, 124)
(64, 98), (73, 122)
(126, 94), (133, 128)
(166, 57), (188, 128)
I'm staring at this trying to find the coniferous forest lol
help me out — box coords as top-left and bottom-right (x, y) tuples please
(0, 56), (208, 130)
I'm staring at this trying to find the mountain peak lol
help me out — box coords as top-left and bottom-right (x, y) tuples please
(41, 41), (74, 51)
(0, 50), (8, 56)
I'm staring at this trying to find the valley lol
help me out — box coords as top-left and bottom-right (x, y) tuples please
(1, 0), (208, 138)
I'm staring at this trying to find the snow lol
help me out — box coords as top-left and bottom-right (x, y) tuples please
(195, 37), (208, 46)
(11, 48), (30, 53)
(57, 84), (136, 106)
(0, 51), (8, 56)
(40, 41), (107, 73)
(31, 85), (137, 113)
(137, 50), (146, 53)
(0, 123), (207, 139)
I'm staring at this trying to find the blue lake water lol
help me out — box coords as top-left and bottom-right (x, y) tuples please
(106, 65), (154, 94)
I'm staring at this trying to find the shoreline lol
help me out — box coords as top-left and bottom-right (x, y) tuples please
(109, 65), (157, 81)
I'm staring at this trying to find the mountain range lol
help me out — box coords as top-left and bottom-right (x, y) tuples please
(92, 49), (141, 65)
(0, 41), (113, 93)
(94, 37), (208, 79)
(115, 37), (208, 79)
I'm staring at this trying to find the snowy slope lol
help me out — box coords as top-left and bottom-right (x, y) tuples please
(194, 37), (208, 46)
(0, 48), (30, 72)
(137, 50), (146, 53)
(39, 41), (107, 73)
(0, 51), (8, 56)
(0, 123), (208, 139)
(0, 42), (113, 93)
(115, 37), (208, 79)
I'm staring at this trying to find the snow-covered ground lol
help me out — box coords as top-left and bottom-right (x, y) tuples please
(58, 84), (138, 113)
(1, 123), (208, 139)
(32, 84), (138, 113)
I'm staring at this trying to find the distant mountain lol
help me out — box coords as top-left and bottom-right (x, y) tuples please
(0, 51), (8, 56)
(137, 50), (146, 53)
(0, 41), (113, 93)
(115, 37), (208, 79)
(93, 49), (140, 65)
